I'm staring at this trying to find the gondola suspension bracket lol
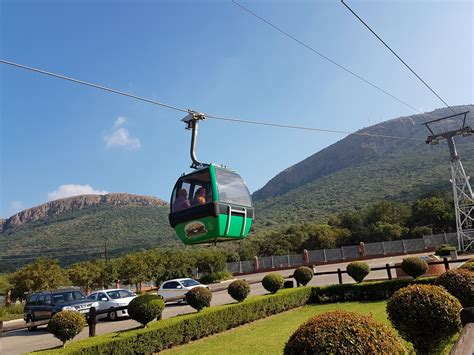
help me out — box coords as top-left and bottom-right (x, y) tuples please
(182, 110), (209, 170)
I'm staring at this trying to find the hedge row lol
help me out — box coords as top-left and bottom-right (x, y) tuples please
(311, 277), (436, 302)
(37, 277), (438, 354)
(37, 287), (312, 354)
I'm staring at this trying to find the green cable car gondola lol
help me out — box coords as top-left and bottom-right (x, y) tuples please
(168, 112), (254, 245)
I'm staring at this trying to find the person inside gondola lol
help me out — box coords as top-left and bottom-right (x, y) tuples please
(192, 187), (207, 205)
(173, 188), (191, 211)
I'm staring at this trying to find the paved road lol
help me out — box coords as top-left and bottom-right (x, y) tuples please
(1, 252), (471, 354)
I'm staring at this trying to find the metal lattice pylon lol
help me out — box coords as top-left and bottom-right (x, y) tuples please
(424, 111), (474, 252)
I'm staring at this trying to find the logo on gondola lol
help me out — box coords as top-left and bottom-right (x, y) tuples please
(184, 221), (208, 238)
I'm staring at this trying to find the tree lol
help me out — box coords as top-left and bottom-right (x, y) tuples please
(410, 196), (455, 233)
(68, 262), (98, 294)
(366, 222), (407, 242)
(116, 253), (149, 292)
(158, 251), (194, 282)
(193, 249), (227, 274)
(9, 257), (70, 300)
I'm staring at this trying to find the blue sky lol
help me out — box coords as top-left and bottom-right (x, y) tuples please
(1, 0), (472, 218)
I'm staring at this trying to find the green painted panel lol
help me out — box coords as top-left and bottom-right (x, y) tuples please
(173, 214), (253, 245)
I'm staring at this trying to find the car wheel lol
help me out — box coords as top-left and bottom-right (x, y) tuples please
(26, 315), (37, 331)
(108, 309), (117, 321)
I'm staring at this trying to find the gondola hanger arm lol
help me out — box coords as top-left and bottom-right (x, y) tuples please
(182, 110), (209, 170)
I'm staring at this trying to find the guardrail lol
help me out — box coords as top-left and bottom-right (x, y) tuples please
(314, 257), (469, 284)
(227, 232), (459, 275)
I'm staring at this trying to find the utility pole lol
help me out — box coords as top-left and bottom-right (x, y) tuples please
(104, 238), (109, 265)
(423, 111), (474, 251)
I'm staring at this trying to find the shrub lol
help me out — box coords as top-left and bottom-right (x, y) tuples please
(387, 284), (462, 353)
(186, 286), (212, 311)
(128, 294), (165, 327)
(227, 280), (250, 302)
(47, 310), (86, 347)
(199, 271), (232, 284)
(262, 273), (284, 294)
(37, 287), (312, 354)
(459, 262), (474, 272)
(435, 268), (474, 307)
(346, 261), (370, 283)
(435, 244), (457, 257)
(293, 266), (313, 286)
(311, 277), (436, 303)
(284, 311), (406, 354)
(401, 257), (428, 278)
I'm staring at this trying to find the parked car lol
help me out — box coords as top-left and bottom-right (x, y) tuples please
(157, 278), (209, 302)
(87, 289), (137, 321)
(24, 288), (98, 331)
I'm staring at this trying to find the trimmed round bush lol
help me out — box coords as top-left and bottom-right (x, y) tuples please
(128, 294), (165, 327)
(401, 257), (428, 278)
(185, 286), (212, 311)
(460, 262), (474, 272)
(227, 280), (250, 302)
(435, 268), (474, 307)
(199, 271), (233, 284)
(284, 311), (406, 354)
(262, 273), (284, 294)
(293, 266), (313, 286)
(48, 310), (86, 347)
(387, 284), (462, 353)
(346, 261), (371, 283)
(435, 244), (457, 257)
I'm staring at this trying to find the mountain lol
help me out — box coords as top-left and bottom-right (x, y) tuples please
(1, 193), (167, 232)
(0, 193), (178, 272)
(2, 105), (473, 271)
(253, 105), (474, 227)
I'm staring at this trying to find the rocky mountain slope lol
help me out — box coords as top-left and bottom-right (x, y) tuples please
(1, 193), (167, 232)
(252, 105), (474, 228)
(0, 194), (176, 272)
(253, 105), (473, 200)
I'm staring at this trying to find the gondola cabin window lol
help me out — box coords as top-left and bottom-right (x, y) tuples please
(171, 170), (212, 212)
(215, 168), (252, 207)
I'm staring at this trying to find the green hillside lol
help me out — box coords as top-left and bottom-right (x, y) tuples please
(0, 204), (178, 272)
(253, 143), (474, 229)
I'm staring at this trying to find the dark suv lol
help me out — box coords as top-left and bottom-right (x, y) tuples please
(24, 288), (97, 330)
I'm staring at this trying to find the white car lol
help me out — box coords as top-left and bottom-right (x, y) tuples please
(157, 278), (209, 302)
(87, 289), (137, 321)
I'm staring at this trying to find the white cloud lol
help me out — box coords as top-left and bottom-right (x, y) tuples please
(104, 127), (141, 149)
(8, 200), (24, 215)
(47, 184), (108, 201)
(114, 116), (127, 128)
(104, 116), (141, 149)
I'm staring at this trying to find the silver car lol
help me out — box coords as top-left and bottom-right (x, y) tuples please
(157, 278), (209, 302)
(87, 289), (136, 321)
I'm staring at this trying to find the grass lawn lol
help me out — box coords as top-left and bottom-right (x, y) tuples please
(163, 301), (458, 355)
(162, 301), (396, 354)
(0, 303), (24, 321)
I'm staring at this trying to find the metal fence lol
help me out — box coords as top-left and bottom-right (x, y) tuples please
(227, 232), (458, 275)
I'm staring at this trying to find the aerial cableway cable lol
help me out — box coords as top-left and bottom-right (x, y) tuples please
(231, 0), (425, 115)
(0, 59), (422, 141)
(340, 0), (457, 115)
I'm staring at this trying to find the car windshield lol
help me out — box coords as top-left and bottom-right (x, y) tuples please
(107, 290), (134, 299)
(180, 279), (200, 287)
(53, 291), (85, 304)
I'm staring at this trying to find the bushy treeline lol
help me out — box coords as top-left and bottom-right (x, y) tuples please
(8, 248), (234, 299)
(229, 194), (455, 259)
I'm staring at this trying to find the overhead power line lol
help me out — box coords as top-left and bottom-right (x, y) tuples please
(1, 59), (422, 141)
(340, 0), (456, 115)
(231, 0), (423, 115)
